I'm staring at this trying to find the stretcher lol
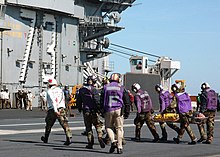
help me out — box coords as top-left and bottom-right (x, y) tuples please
(152, 113), (208, 124)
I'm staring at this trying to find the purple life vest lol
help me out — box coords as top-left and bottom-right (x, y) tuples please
(206, 89), (218, 111)
(176, 92), (192, 114)
(159, 90), (172, 112)
(103, 82), (124, 112)
(137, 90), (152, 112)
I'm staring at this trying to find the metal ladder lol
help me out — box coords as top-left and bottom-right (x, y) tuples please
(43, 13), (57, 80)
(19, 9), (36, 83)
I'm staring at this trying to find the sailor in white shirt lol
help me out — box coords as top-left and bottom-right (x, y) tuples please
(41, 78), (72, 145)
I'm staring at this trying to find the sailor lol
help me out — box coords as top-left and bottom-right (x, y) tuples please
(172, 84), (197, 145)
(4, 88), (10, 109)
(131, 83), (159, 142)
(155, 84), (180, 141)
(16, 89), (23, 109)
(197, 83), (218, 144)
(41, 78), (72, 145)
(100, 73), (130, 154)
(76, 76), (105, 149)
(26, 90), (34, 111)
(63, 85), (71, 112)
(40, 89), (47, 111)
(22, 90), (28, 110)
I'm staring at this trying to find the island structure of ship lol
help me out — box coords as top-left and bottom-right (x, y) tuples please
(0, 0), (136, 108)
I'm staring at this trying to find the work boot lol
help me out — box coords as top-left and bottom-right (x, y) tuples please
(202, 140), (212, 144)
(197, 138), (207, 143)
(41, 136), (48, 143)
(173, 137), (180, 144)
(109, 142), (117, 153)
(81, 131), (87, 136)
(135, 137), (140, 142)
(64, 137), (72, 146)
(188, 140), (196, 145)
(98, 137), (105, 148)
(117, 148), (123, 154)
(85, 144), (93, 149)
(160, 136), (167, 141)
(152, 138), (159, 143)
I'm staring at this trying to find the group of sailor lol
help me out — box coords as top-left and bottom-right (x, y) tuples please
(15, 89), (35, 111)
(40, 73), (219, 154)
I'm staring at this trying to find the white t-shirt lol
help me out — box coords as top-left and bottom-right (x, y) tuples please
(47, 86), (65, 112)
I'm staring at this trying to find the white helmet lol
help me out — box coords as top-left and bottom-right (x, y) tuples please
(155, 84), (163, 92)
(131, 83), (141, 93)
(48, 78), (57, 86)
(201, 82), (210, 90)
(171, 83), (181, 92)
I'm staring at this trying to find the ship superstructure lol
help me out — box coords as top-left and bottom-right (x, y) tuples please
(0, 0), (136, 107)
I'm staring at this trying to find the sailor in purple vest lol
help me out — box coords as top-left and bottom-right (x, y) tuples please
(76, 76), (105, 149)
(100, 73), (130, 154)
(155, 84), (180, 141)
(132, 83), (159, 142)
(171, 84), (197, 145)
(197, 83), (218, 144)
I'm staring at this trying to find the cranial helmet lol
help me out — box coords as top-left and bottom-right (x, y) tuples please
(110, 73), (121, 83)
(48, 78), (57, 86)
(155, 84), (163, 92)
(131, 83), (141, 93)
(171, 83), (181, 93)
(201, 82), (210, 90)
(87, 75), (97, 85)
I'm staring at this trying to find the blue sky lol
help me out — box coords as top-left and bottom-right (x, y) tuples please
(108, 0), (220, 95)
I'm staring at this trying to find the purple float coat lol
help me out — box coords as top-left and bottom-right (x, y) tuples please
(206, 88), (218, 111)
(134, 89), (153, 113)
(77, 85), (96, 112)
(159, 90), (172, 113)
(175, 92), (192, 114)
(103, 81), (124, 112)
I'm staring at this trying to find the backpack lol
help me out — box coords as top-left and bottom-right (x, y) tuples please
(206, 89), (218, 111)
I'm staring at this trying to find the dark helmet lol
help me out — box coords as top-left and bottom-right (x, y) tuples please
(155, 84), (163, 93)
(64, 85), (69, 89)
(110, 73), (121, 83)
(201, 82), (210, 90)
(171, 83), (181, 93)
(87, 76), (97, 85)
(131, 83), (141, 93)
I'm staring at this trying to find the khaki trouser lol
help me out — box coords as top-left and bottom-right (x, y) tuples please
(105, 108), (124, 149)
(83, 111), (103, 146)
(44, 108), (72, 141)
(134, 112), (159, 140)
(197, 111), (216, 142)
(26, 100), (32, 111)
(178, 112), (196, 141)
